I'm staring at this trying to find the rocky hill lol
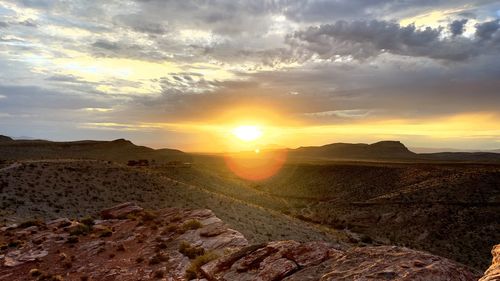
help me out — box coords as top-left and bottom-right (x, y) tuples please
(0, 203), (484, 280)
(290, 141), (416, 160)
(0, 136), (189, 163)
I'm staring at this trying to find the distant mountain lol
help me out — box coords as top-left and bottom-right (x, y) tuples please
(420, 152), (500, 162)
(0, 136), (189, 163)
(0, 135), (13, 142)
(290, 141), (417, 160)
(290, 140), (500, 162)
(409, 147), (478, 153)
(410, 147), (500, 153)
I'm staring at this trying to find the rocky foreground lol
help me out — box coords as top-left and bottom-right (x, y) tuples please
(0, 203), (491, 280)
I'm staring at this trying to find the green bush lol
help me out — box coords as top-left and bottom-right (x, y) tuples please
(185, 251), (219, 280)
(69, 224), (91, 236)
(19, 219), (43, 228)
(182, 219), (202, 231)
(179, 241), (205, 259)
(98, 227), (113, 237)
(80, 216), (94, 227)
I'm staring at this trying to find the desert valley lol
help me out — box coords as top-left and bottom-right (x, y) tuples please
(0, 136), (499, 280)
(1, 1), (500, 280)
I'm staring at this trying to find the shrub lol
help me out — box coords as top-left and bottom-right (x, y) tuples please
(8, 240), (22, 248)
(19, 219), (43, 229)
(38, 274), (64, 281)
(182, 220), (202, 231)
(80, 216), (94, 227)
(66, 236), (79, 244)
(141, 210), (158, 221)
(69, 224), (91, 236)
(154, 269), (165, 278)
(185, 252), (219, 280)
(98, 227), (113, 237)
(149, 253), (168, 265)
(178, 241), (205, 259)
(29, 268), (42, 277)
(116, 244), (126, 251)
(63, 261), (72, 269)
(156, 242), (167, 250)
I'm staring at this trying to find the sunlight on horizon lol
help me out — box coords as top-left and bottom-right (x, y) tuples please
(232, 125), (263, 142)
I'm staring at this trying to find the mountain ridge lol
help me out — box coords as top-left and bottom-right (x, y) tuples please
(289, 140), (500, 162)
(0, 135), (189, 163)
(2, 134), (499, 163)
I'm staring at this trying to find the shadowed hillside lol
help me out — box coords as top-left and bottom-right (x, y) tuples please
(159, 156), (500, 270)
(289, 140), (500, 162)
(291, 141), (417, 160)
(0, 136), (189, 163)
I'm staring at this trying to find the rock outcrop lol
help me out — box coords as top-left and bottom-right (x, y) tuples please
(202, 241), (480, 281)
(0, 203), (247, 280)
(0, 203), (484, 280)
(480, 244), (500, 281)
(100, 202), (144, 219)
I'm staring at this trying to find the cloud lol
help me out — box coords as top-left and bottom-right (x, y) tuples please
(475, 19), (500, 40)
(92, 40), (120, 51)
(288, 19), (500, 61)
(449, 19), (468, 36)
(45, 74), (83, 83)
(0, 0), (499, 149)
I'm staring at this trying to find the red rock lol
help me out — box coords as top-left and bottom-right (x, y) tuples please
(233, 246), (277, 272)
(256, 258), (298, 281)
(201, 242), (481, 281)
(100, 202), (143, 219)
(320, 246), (480, 281)
(284, 241), (331, 267)
(201, 244), (265, 278)
(46, 218), (72, 229)
(200, 222), (227, 237)
(0, 205), (249, 281)
(0, 204), (485, 281)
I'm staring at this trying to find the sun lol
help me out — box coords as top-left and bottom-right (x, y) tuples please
(232, 125), (262, 142)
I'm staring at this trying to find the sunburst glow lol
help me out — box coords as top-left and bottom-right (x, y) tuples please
(232, 125), (262, 142)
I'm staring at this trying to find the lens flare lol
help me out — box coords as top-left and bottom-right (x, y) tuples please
(224, 149), (287, 181)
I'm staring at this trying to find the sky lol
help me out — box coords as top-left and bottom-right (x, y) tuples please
(0, 0), (499, 152)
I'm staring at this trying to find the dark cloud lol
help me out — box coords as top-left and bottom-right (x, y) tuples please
(281, 0), (494, 22)
(288, 19), (500, 61)
(45, 74), (83, 83)
(18, 19), (37, 27)
(113, 14), (169, 35)
(0, 85), (112, 112)
(92, 40), (121, 51)
(449, 19), (468, 36)
(475, 19), (500, 40)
